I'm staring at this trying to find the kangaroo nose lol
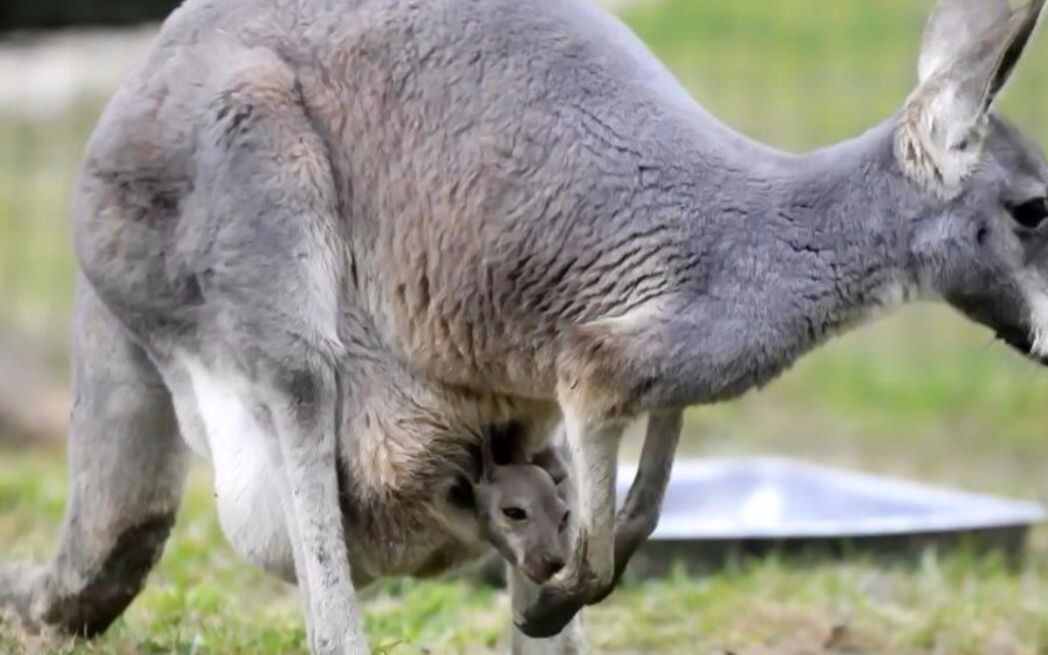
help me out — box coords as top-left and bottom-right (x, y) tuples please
(545, 554), (565, 578)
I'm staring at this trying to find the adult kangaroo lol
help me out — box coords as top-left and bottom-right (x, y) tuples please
(4, 0), (1048, 652)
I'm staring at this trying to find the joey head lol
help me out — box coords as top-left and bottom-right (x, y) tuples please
(469, 434), (572, 585)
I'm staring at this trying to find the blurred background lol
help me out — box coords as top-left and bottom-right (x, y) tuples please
(4, 1), (1048, 654)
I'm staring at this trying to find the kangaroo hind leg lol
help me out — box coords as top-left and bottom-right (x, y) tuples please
(189, 48), (368, 655)
(0, 279), (189, 639)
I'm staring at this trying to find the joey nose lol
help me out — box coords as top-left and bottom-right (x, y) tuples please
(544, 554), (566, 579)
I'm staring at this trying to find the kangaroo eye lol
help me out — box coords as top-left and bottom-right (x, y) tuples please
(1008, 197), (1048, 229)
(502, 507), (527, 521)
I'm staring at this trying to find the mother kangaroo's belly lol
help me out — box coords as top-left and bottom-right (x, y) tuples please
(178, 355), (297, 582)
(168, 353), (508, 585)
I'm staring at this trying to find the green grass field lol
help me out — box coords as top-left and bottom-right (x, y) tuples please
(6, 444), (1048, 655)
(5, 0), (1048, 653)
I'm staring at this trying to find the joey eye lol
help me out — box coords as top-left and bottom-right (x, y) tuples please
(1007, 197), (1048, 229)
(976, 225), (989, 245)
(502, 507), (528, 521)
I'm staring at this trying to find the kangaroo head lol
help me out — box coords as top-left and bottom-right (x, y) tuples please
(472, 435), (571, 585)
(898, 0), (1048, 361)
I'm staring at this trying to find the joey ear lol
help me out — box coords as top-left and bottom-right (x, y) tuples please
(898, 0), (1047, 197)
(479, 436), (497, 482)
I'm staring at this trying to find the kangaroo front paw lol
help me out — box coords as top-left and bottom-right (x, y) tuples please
(515, 583), (588, 639)
(586, 513), (655, 606)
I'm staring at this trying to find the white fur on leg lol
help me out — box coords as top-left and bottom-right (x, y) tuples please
(266, 384), (370, 655)
(558, 407), (625, 587)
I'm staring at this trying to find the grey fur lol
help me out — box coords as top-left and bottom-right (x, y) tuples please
(4, 0), (1048, 652)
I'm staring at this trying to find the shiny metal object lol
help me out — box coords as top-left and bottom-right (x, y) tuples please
(619, 457), (1045, 539)
(616, 457), (1044, 575)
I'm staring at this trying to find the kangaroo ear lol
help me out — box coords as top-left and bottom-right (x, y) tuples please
(917, 0), (1012, 83)
(898, 0), (1046, 197)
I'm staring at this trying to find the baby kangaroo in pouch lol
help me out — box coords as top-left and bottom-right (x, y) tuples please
(471, 430), (573, 586)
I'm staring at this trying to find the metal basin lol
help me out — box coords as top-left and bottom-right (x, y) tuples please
(617, 457), (1045, 576)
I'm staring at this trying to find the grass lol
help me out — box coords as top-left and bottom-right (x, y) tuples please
(6, 0), (1048, 653)
(6, 445), (1048, 655)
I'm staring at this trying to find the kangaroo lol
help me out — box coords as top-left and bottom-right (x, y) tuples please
(473, 430), (573, 587)
(4, 0), (1048, 653)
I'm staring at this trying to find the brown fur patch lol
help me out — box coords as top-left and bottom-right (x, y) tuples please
(41, 513), (175, 638)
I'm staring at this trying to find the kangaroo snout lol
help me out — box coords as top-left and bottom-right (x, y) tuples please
(521, 549), (567, 585)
